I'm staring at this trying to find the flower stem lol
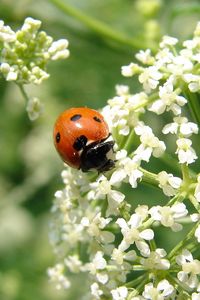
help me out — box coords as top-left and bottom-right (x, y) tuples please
(122, 128), (136, 153)
(189, 194), (200, 213)
(181, 163), (191, 184)
(167, 219), (200, 260)
(139, 167), (159, 188)
(126, 273), (146, 288)
(48, 0), (157, 51)
(184, 88), (200, 127)
(17, 83), (29, 103)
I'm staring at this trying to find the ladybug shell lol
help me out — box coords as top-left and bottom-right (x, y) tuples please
(53, 107), (109, 169)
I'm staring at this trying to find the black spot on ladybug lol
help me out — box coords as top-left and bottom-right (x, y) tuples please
(93, 116), (101, 123)
(56, 132), (60, 143)
(71, 114), (82, 121)
(73, 135), (88, 151)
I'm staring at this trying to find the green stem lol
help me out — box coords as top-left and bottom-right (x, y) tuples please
(167, 192), (185, 206)
(48, 0), (157, 51)
(189, 194), (200, 213)
(167, 274), (191, 297)
(181, 163), (191, 184)
(122, 128), (136, 153)
(139, 167), (159, 188)
(17, 83), (29, 103)
(183, 88), (200, 127)
(149, 239), (157, 251)
(168, 219), (200, 260)
(126, 273), (146, 288)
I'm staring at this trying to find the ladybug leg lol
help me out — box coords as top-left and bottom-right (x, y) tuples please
(80, 141), (115, 172)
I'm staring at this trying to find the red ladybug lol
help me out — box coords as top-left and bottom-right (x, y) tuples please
(53, 107), (115, 172)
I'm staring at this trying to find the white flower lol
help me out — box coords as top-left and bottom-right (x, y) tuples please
(26, 97), (44, 121)
(167, 55), (193, 77)
(91, 283), (103, 299)
(30, 66), (50, 84)
(148, 77), (187, 115)
(158, 171), (182, 196)
(135, 49), (155, 65)
(149, 203), (188, 231)
(176, 138), (197, 165)
(139, 66), (162, 93)
(0, 63), (18, 81)
(176, 249), (200, 289)
(110, 150), (143, 188)
(91, 175), (125, 216)
(47, 264), (71, 290)
(162, 116), (198, 137)
(0, 18), (69, 85)
(81, 212), (115, 244)
(142, 280), (174, 299)
(195, 224), (200, 243)
(192, 292), (200, 300)
(48, 39), (70, 60)
(160, 35), (178, 48)
(116, 214), (154, 256)
(111, 248), (137, 265)
(87, 251), (107, 274)
(183, 74), (200, 93)
(115, 85), (130, 96)
(21, 17), (41, 32)
(64, 255), (83, 273)
(134, 124), (166, 162)
(140, 248), (170, 270)
(111, 286), (128, 300)
(121, 62), (142, 77)
(0, 20), (16, 42)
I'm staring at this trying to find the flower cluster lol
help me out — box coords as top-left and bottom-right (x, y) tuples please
(0, 18), (69, 120)
(48, 22), (200, 299)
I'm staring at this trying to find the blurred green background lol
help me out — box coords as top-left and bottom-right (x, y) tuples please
(0, 0), (200, 299)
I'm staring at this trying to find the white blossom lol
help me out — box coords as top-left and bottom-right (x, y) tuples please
(111, 248), (137, 265)
(64, 255), (83, 273)
(142, 280), (175, 299)
(110, 150), (143, 188)
(192, 292), (200, 300)
(163, 116), (198, 137)
(26, 97), (44, 121)
(148, 77), (187, 115)
(47, 264), (71, 290)
(135, 49), (155, 65)
(81, 212), (115, 244)
(91, 283), (103, 299)
(160, 35), (178, 48)
(116, 214), (154, 256)
(121, 62), (142, 77)
(176, 249), (200, 289)
(0, 18), (69, 85)
(149, 203), (188, 231)
(90, 175), (125, 216)
(157, 171), (182, 196)
(0, 20), (16, 42)
(140, 248), (170, 270)
(139, 66), (162, 93)
(111, 286), (128, 300)
(48, 21), (200, 300)
(134, 124), (166, 162)
(48, 39), (70, 60)
(176, 138), (197, 165)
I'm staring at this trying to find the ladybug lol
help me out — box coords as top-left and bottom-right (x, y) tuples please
(53, 107), (115, 172)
